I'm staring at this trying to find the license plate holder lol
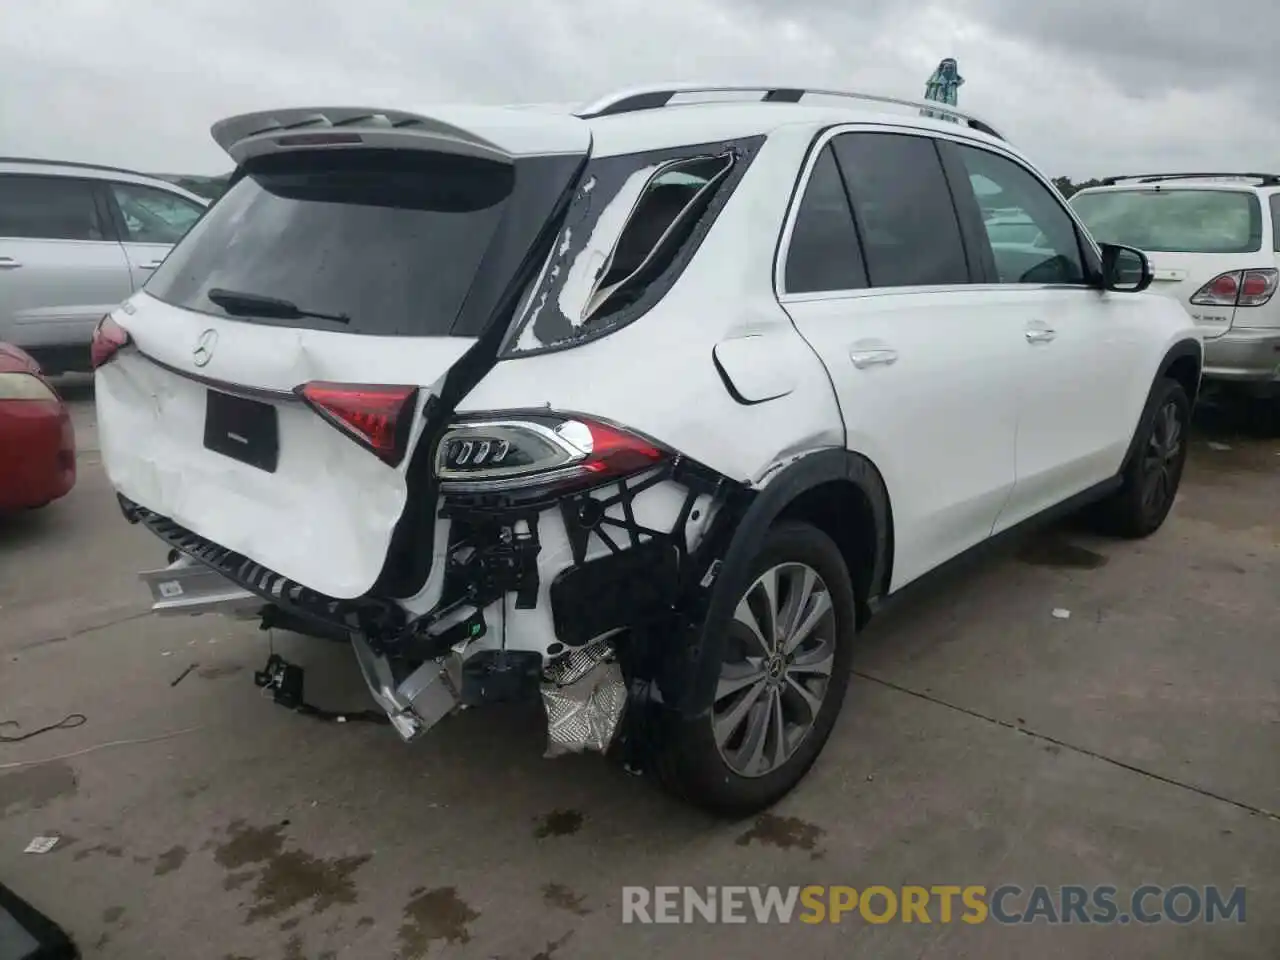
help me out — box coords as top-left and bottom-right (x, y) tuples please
(203, 390), (279, 473)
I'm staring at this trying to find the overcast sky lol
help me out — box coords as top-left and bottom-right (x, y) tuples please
(4, 0), (1276, 178)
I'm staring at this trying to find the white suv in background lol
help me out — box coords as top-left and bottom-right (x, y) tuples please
(94, 85), (1201, 814)
(0, 158), (208, 374)
(1072, 173), (1280, 403)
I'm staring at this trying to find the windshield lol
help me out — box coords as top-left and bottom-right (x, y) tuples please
(146, 149), (515, 336)
(1072, 189), (1262, 254)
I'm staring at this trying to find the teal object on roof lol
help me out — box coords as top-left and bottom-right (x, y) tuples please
(922, 58), (964, 123)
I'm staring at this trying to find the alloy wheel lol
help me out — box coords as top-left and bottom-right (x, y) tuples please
(1140, 399), (1184, 516)
(711, 562), (837, 778)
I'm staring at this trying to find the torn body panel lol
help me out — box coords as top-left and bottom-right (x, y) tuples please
(500, 136), (766, 356)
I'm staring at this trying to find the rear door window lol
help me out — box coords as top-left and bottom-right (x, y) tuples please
(0, 175), (107, 241)
(1071, 189), (1263, 254)
(109, 183), (205, 244)
(146, 149), (516, 336)
(783, 144), (868, 294)
(831, 133), (971, 287)
(1271, 195), (1280, 252)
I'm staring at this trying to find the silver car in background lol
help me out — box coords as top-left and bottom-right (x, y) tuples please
(0, 158), (209, 374)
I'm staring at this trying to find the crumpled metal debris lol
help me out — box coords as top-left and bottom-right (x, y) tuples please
(542, 648), (627, 759)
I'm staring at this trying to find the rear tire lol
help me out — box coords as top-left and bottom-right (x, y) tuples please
(652, 521), (857, 817)
(1092, 377), (1191, 539)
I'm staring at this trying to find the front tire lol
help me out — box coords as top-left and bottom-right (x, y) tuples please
(1093, 377), (1191, 538)
(653, 521), (857, 817)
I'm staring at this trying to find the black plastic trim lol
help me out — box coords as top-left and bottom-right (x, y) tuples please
(1119, 339), (1203, 471)
(550, 538), (680, 647)
(121, 495), (404, 637)
(669, 448), (891, 718)
(585, 91), (675, 117)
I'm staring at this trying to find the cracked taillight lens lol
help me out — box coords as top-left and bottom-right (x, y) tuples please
(435, 415), (666, 494)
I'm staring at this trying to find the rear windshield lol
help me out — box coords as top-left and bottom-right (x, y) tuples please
(146, 149), (514, 335)
(1071, 189), (1262, 254)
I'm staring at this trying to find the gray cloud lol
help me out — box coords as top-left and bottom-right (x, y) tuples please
(963, 0), (1277, 98)
(2, 0), (1277, 179)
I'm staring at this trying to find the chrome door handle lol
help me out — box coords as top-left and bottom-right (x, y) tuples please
(850, 347), (899, 369)
(1024, 328), (1056, 344)
(0, 257), (22, 270)
(139, 260), (165, 270)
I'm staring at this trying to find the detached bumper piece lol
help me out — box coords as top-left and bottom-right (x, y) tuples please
(119, 495), (404, 638)
(139, 554), (262, 618)
(351, 632), (462, 742)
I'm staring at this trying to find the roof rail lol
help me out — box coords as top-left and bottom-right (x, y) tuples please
(1099, 172), (1280, 187)
(574, 84), (1004, 140)
(0, 155), (151, 179)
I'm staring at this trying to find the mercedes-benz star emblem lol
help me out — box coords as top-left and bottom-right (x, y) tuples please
(193, 329), (218, 368)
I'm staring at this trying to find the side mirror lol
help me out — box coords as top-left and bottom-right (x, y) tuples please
(1100, 243), (1153, 293)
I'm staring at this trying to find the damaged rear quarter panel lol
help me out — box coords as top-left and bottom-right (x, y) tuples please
(461, 130), (845, 487)
(500, 136), (764, 356)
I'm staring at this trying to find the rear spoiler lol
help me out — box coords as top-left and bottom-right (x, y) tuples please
(211, 105), (591, 165)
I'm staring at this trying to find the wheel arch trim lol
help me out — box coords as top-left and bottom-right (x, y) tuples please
(675, 447), (891, 718)
(1120, 338), (1202, 474)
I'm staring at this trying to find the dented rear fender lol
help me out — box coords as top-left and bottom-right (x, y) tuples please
(648, 447), (892, 720)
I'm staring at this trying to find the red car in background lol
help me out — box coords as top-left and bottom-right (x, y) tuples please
(0, 342), (75, 511)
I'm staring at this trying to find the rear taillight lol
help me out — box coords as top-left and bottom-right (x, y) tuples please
(1238, 269), (1278, 306)
(435, 414), (667, 496)
(296, 382), (419, 467)
(1189, 269), (1278, 307)
(1189, 272), (1239, 306)
(90, 316), (131, 369)
(0, 372), (58, 401)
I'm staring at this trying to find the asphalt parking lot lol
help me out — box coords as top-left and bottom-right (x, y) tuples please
(2, 379), (1277, 960)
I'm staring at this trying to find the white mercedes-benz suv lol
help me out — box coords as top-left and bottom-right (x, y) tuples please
(94, 85), (1202, 815)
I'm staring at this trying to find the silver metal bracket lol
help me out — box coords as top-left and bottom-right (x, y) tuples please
(350, 632), (461, 742)
(139, 555), (262, 618)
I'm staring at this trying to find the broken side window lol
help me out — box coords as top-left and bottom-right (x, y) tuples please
(501, 135), (765, 356)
